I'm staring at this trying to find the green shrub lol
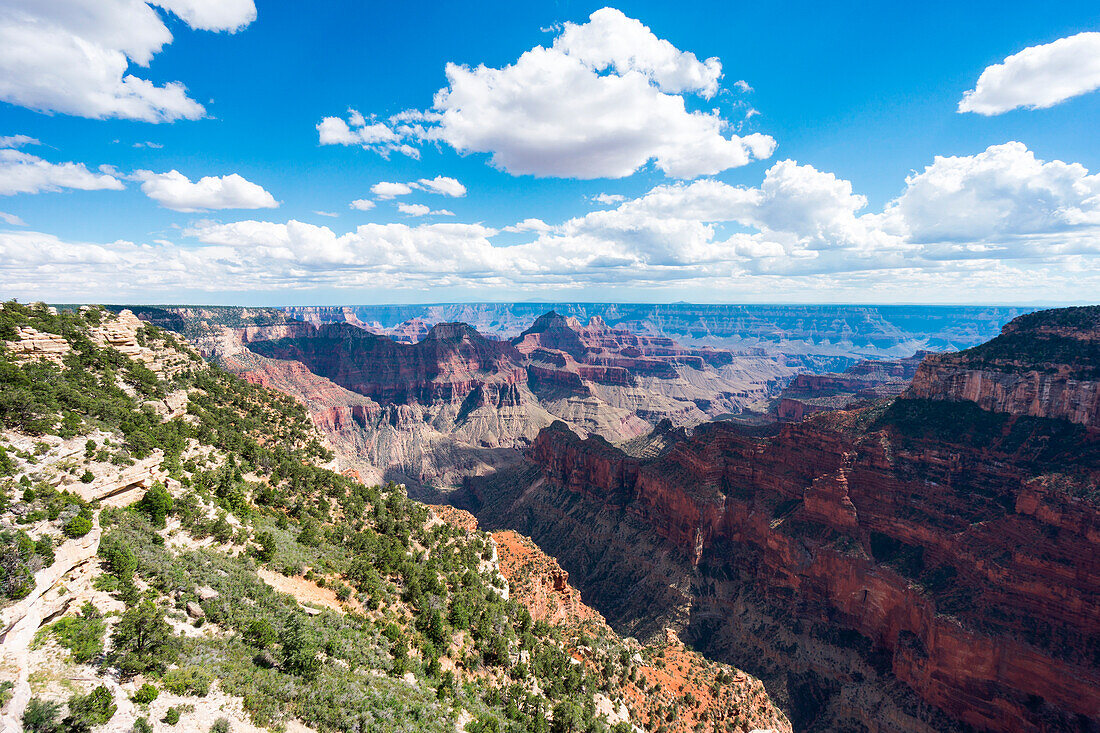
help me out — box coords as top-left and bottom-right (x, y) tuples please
(163, 665), (213, 697)
(279, 617), (321, 679)
(43, 602), (105, 663)
(110, 600), (174, 676)
(137, 483), (173, 527)
(0, 539), (34, 600)
(79, 470), (94, 484)
(62, 511), (93, 538)
(22, 697), (62, 733)
(64, 685), (116, 731)
(253, 530), (276, 562)
(34, 536), (54, 566)
(132, 717), (153, 733)
(243, 618), (276, 649)
(163, 707), (182, 726)
(210, 718), (231, 733)
(131, 682), (159, 705)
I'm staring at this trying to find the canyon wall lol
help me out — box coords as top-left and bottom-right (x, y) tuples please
(488, 406), (1099, 732)
(466, 308), (1100, 732)
(284, 303), (1029, 362)
(906, 306), (1100, 428)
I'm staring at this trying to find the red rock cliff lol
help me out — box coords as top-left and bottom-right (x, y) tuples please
(906, 306), (1100, 428)
(526, 394), (1100, 731)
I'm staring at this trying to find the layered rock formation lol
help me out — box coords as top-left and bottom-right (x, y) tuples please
(462, 307), (1100, 732)
(431, 510), (794, 733)
(775, 351), (930, 421)
(907, 305), (1100, 428)
(285, 303), (1029, 362)
(153, 310), (798, 489)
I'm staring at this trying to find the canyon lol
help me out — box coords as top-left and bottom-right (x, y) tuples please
(132, 306), (800, 489)
(120, 302), (1099, 731)
(773, 351), (930, 421)
(455, 306), (1100, 731)
(283, 303), (1031, 364)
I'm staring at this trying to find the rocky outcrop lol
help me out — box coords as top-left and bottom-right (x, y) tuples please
(2, 326), (71, 364)
(774, 352), (930, 421)
(906, 307), (1100, 428)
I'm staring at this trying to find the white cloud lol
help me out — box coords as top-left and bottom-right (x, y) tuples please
(326, 9), (773, 179)
(503, 218), (552, 233)
(0, 0), (255, 122)
(591, 193), (625, 205)
(313, 210), (339, 217)
(959, 32), (1100, 115)
(362, 176), (466, 202)
(133, 141), (163, 149)
(5, 142), (1099, 301)
(317, 115), (398, 146)
(0, 134), (39, 148)
(148, 0), (256, 32)
(370, 181), (413, 199)
(552, 8), (722, 97)
(374, 183), (415, 201)
(0, 210), (25, 225)
(135, 169), (278, 212)
(398, 203), (454, 217)
(414, 175), (466, 197)
(733, 79), (752, 93)
(349, 199), (375, 211)
(0, 149), (125, 195)
(883, 142), (1100, 251)
(398, 203), (431, 217)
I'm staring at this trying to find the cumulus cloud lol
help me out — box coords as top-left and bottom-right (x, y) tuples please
(135, 170), (278, 212)
(883, 142), (1100, 256)
(323, 8), (773, 179)
(398, 203), (454, 217)
(317, 115), (398, 146)
(552, 8), (722, 97)
(148, 0), (256, 32)
(363, 176), (466, 203)
(6, 142), (1100, 301)
(591, 193), (626, 205)
(959, 32), (1100, 114)
(0, 0), (255, 122)
(415, 175), (466, 197)
(349, 199), (375, 211)
(0, 134), (39, 148)
(503, 218), (553, 233)
(0, 149), (125, 195)
(370, 182), (413, 199)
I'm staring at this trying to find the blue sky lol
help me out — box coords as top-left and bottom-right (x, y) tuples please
(1, 0), (1099, 304)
